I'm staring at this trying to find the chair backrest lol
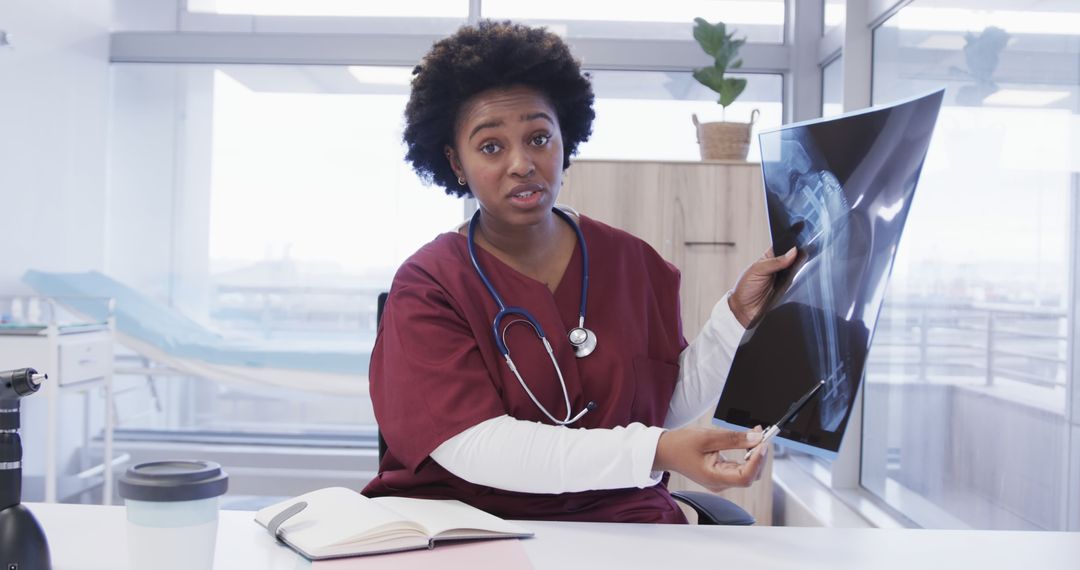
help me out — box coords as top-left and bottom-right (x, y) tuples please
(376, 292), (389, 462)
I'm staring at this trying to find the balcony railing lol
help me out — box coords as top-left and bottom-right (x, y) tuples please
(869, 300), (1068, 389)
(210, 283), (386, 338)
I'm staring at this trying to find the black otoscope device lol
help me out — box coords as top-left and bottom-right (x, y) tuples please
(1, 367), (52, 570)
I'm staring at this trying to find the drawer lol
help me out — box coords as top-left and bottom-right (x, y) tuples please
(669, 164), (765, 247)
(58, 337), (113, 386)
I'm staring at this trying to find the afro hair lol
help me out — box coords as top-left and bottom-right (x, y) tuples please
(403, 20), (595, 197)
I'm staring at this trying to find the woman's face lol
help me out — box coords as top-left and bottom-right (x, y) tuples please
(447, 85), (565, 228)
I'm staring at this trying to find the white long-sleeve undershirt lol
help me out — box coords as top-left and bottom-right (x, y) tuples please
(429, 292), (746, 493)
(666, 291), (747, 429)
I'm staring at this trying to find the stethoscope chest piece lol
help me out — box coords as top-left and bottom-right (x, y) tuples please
(568, 327), (597, 358)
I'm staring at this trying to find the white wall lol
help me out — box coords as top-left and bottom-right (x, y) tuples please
(0, 0), (113, 293)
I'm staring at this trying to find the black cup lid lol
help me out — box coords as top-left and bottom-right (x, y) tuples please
(118, 460), (229, 502)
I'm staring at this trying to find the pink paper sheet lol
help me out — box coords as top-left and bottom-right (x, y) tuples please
(311, 539), (535, 570)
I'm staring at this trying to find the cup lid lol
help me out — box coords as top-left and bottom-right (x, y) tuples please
(118, 460), (229, 502)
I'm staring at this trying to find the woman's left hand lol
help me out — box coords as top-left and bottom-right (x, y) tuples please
(653, 426), (768, 493)
(728, 246), (798, 328)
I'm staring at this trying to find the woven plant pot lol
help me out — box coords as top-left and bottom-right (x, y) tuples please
(692, 109), (759, 161)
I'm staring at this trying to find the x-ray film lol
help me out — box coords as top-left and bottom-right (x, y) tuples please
(714, 89), (944, 459)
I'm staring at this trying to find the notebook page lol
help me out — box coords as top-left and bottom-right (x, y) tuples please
(256, 487), (426, 550)
(372, 496), (532, 538)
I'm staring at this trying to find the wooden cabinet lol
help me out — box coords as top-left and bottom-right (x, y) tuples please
(560, 159), (774, 524)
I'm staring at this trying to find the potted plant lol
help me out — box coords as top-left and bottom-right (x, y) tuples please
(691, 17), (759, 160)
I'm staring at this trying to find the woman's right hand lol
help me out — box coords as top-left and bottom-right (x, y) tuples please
(729, 247), (798, 328)
(652, 426), (767, 493)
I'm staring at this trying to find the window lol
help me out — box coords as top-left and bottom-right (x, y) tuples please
(186, 0), (469, 18)
(580, 70), (783, 162)
(821, 56), (842, 117)
(484, 0), (786, 43)
(823, 0), (845, 36)
(864, 0), (1080, 530)
(108, 64), (464, 441)
(105, 6), (793, 503)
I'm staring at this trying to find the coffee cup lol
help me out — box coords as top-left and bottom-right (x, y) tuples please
(117, 460), (229, 570)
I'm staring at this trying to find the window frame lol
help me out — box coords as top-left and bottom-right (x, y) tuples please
(829, 0), (1080, 531)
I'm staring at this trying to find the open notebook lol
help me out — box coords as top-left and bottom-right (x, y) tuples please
(255, 487), (533, 560)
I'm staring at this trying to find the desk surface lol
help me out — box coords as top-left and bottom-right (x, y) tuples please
(27, 502), (1080, 570)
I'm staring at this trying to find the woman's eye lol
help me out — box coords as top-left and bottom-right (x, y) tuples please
(531, 134), (551, 146)
(480, 142), (500, 154)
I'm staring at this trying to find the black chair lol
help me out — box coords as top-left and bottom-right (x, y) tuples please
(374, 292), (754, 525)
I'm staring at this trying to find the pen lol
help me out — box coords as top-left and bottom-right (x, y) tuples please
(744, 380), (825, 460)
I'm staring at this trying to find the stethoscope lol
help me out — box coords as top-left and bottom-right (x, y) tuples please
(467, 207), (598, 425)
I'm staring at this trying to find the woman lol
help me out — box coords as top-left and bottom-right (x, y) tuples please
(362, 21), (797, 523)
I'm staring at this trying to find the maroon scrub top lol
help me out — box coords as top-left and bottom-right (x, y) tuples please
(362, 214), (690, 523)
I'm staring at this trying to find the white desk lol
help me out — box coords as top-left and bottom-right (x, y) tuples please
(27, 502), (1080, 570)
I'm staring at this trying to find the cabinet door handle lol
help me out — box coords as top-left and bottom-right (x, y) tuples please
(684, 241), (736, 247)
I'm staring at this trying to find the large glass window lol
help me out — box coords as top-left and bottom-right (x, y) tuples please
(106, 9), (788, 500)
(185, 0), (784, 42)
(106, 63), (782, 446)
(821, 56), (842, 117)
(186, 0), (469, 18)
(484, 0), (786, 43)
(108, 64), (464, 443)
(864, 0), (1079, 530)
(581, 71), (783, 162)
(823, 0), (845, 36)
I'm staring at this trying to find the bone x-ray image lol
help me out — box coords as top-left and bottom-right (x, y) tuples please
(714, 90), (944, 459)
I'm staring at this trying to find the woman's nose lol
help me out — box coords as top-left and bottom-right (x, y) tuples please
(508, 146), (535, 178)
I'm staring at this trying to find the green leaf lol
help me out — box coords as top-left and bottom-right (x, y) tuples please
(718, 77), (747, 108)
(692, 66), (727, 94)
(717, 34), (743, 59)
(712, 51), (731, 70)
(691, 17), (747, 106)
(693, 19), (746, 72)
(692, 18), (728, 58)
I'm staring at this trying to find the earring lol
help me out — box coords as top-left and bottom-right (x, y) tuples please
(458, 176), (467, 186)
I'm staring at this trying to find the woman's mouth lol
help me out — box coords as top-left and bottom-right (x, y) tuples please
(509, 185), (544, 206)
